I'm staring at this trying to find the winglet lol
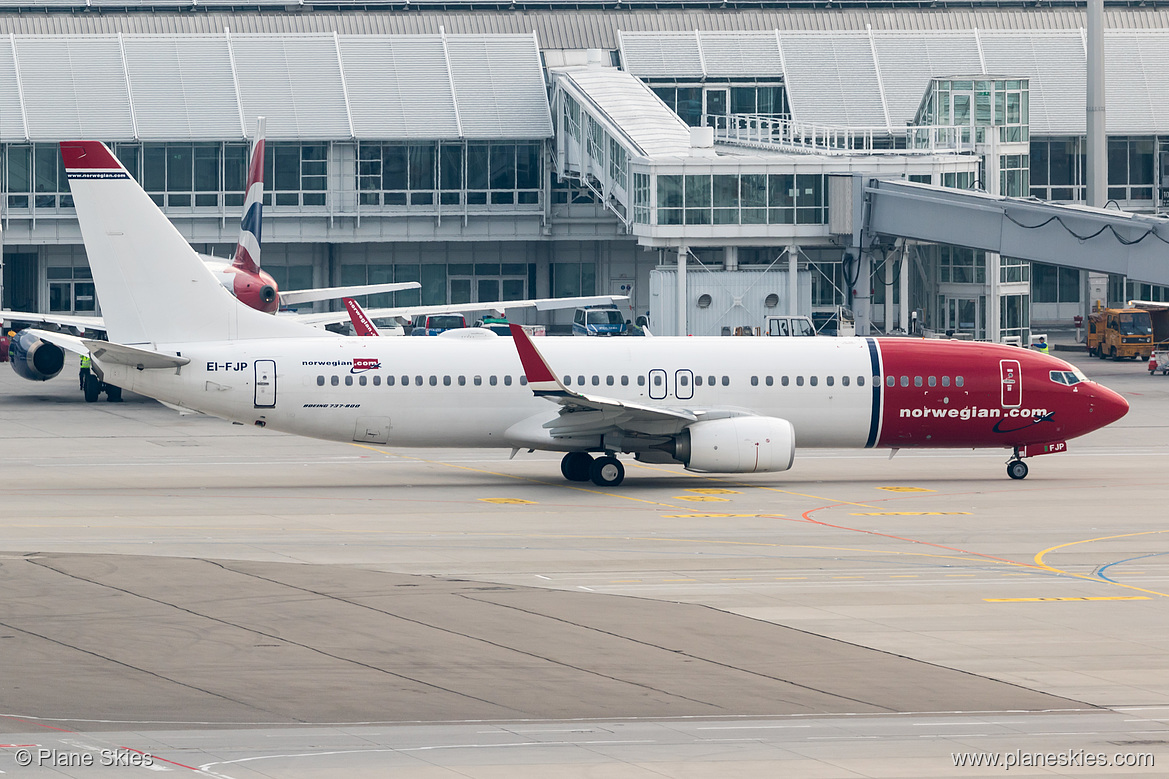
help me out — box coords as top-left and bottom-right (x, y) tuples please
(509, 323), (567, 395)
(344, 297), (380, 337)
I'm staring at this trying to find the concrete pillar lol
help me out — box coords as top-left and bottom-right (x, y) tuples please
(787, 245), (798, 316)
(724, 245), (738, 272)
(677, 245), (688, 336)
(1086, 0), (1110, 314)
(853, 250), (872, 336)
(987, 251), (1001, 342)
(899, 243), (910, 333)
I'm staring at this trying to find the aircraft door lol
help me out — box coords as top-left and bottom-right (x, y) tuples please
(1000, 359), (1021, 408)
(648, 369), (667, 400)
(254, 360), (276, 408)
(675, 369), (694, 400)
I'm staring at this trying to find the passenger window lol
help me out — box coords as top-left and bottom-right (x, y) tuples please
(765, 376), (773, 386)
(387, 375), (396, 386)
(504, 375), (513, 386)
(638, 375), (646, 386)
(708, 375), (715, 386)
(373, 375), (381, 386)
(429, 375), (438, 386)
(621, 375), (629, 386)
(577, 375), (585, 385)
(473, 375), (482, 386)
(826, 376), (834, 386)
(458, 376), (466, 386)
(316, 375), (324, 386)
(345, 376), (353, 386)
(860, 376), (867, 386)
(415, 375), (423, 386)
(520, 376), (528, 386)
(695, 375), (703, 386)
(606, 376), (614, 386)
(653, 374), (663, 386)
(401, 375), (409, 386)
(810, 376), (818, 387)
(592, 375), (600, 386)
(679, 374), (689, 386)
(359, 375), (367, 386)
(721, 376), (730, 386)
(489, 375), (498, 386)
(443, 375), (451, 386)
(942, 376), (950, 387)
(900, 376), (909, 387)
(781, 376), (789, 386)
(751, 376), (759, 386)
(563, 376), (571, 385)
(927, 376), (936, 387)
(914, 376), (923, 387)
(886, 376), (895, 387)
(841, 376), (849, 387)
(796, 376), (804, 387)
(956, 376), (964, 387)
(331, 375), (339, 386)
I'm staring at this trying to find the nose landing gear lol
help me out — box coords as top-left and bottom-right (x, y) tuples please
(559, 452), (626, 487)
(1006, 448), (1029, 480)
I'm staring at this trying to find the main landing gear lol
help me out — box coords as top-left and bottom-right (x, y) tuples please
(1006, 449), (1029, 480)
(560, 452), (626, 487)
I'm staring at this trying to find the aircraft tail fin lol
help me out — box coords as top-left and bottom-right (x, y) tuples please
(232, 117), (265, 275)
(61, 141), (320, 346)
(343, 297), (380, 336)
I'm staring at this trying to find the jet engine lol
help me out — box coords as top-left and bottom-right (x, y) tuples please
(9, 330), (66, 382)
(671, 417), (795, 473)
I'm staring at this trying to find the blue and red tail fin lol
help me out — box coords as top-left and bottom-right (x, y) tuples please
(232, 117), (265, 275)
(343, 297), (380, 337)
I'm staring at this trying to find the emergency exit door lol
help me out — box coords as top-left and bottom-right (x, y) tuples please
(254, 360), (276, 408)
(1000, 359), (1021, 408)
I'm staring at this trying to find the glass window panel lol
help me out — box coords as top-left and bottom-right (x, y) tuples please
(552, 263), (581, 297)
(421, 264), (447, 306)
(1131, 138), (1154, 186)
(730, 87), (756, 114)
(516, 142), (541, 189)
(1108, 139), (1128, 185)
(466, 144), (489, 189)
(193, 144), (219, 192)
(440, 144), (462, 191)
(685, 175), (711, 208)
(409, 144), (436, 190)
(7, 146), (30, 191)
(676, 87), (702, 126)
(383, 145), (408, 190)
(658, 175), (683, 208)
(490, 144), (516, 190)
(34, 145), (59, 193)
(272, 145), (300, 191)
(394, 264), (421, 307)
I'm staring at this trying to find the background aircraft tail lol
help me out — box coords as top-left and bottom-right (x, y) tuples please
(232, 117), (265, 275)
(60, 141), (320, 346)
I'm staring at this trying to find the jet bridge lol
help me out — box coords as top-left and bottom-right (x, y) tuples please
(843, 177), (1169, 286)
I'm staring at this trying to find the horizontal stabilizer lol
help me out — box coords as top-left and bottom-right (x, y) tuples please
(280, 281), (422, 306)
(83, 339), (190, 370)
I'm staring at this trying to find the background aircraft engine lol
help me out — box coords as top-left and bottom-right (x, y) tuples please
(9, 331), (65, 382)
(673, 417), (796, 474)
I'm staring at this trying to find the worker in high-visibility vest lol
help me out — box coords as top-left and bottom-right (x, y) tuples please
(79, 353), (91, 390)
(1033, 336), (1049, 354)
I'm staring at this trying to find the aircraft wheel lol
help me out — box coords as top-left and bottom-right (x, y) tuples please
(589, 455), (625, 487)
(105, 385), (123, 402)
(84, 374), (102, 403)
(560, 452), (594, 482)
(1007, 460), (1029, 480)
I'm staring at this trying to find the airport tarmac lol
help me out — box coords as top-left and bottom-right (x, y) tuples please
(1, 349), (1167, 777)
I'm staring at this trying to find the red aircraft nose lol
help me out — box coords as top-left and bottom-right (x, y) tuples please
(1088, 383), (1129, 430)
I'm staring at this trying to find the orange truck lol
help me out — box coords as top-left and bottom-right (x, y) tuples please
(1086, 306), (1164, 361)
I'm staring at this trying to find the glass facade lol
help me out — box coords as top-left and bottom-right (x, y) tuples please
(917, 78), (1029, 145)
(1107, 136), (1155, 203)
(1032, 263), (1080, 303)
(651, 173), (826, 227)
(938, 245), (986, 284)
(358, 141), (541, 208)
(648, 81), (789, 129)
(1030, 137), (1084, 201)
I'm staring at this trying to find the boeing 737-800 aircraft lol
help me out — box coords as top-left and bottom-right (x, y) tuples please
(22, 141), (1129, 487)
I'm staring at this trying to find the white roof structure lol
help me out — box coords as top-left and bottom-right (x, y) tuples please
(556, 67), (693, 159)
(0, 32), (553, 142)
(620, 28), (1169, 135)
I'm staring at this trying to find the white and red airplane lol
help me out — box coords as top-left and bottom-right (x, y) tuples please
(20, 141), (1129, 486)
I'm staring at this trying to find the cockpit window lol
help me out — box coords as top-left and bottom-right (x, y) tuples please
(1049, 370), (1084, 386)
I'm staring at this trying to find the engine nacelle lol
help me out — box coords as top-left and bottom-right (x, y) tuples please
(674, 417), (795, 474)
(9, 331), (65, 382)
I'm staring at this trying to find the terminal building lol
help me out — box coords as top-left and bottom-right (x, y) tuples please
(3, 2), (1169, 340)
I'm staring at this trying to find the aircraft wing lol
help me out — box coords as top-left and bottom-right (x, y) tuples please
(3, 310), (106, 333)
(508, 323), (699, 439)
(24, 328), (91, 356)
(279, 281), (421, 306)
(294, 295), (631, 328)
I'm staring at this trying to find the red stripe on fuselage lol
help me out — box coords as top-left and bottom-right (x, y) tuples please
(874, 339), (1123, 448)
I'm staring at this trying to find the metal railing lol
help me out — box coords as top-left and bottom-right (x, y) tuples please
(712, 114), (977, 156)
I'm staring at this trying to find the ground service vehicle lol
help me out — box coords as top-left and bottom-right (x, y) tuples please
(573, 307), (626, 336)
(410, 313), (468, 336)
(764, 315), (817, 337)
(1086, 307), (1155, 360)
